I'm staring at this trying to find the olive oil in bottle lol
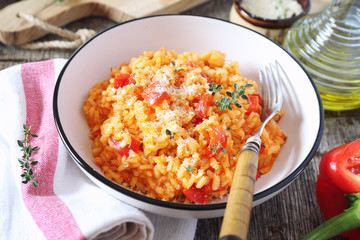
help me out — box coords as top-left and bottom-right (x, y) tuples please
(283, 0), (360, 111)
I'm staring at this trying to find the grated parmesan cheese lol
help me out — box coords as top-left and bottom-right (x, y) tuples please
(241, 0), (303, 20)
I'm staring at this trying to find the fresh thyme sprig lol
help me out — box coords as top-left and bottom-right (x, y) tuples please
(17, 124), (39, 187)
(215, 83), (253, 111)
(209, 82), (223, 96)
(210, 144), (227, 155)
(216, 97), (240, 111)
(232, 83), (253, 100)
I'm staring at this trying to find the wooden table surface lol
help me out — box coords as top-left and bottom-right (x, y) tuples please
(1, 1), (359, 239)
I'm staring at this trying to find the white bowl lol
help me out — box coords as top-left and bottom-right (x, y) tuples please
(53, 15), (324, 218)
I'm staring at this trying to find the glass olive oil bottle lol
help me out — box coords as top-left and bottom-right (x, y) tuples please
(283, 0), (360, 111)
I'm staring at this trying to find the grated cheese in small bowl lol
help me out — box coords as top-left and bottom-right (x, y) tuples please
(241, 0), (304, 20)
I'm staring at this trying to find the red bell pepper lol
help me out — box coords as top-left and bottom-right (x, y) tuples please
(142, 81), (170, 105)
(182, 181), (225, 204)
(206, 126), (227, 158)
(110, 135), (141, 157)
(182, 184), (208, 204)
(302, 139), (360, 240)
(113, 73), (135, 89)
(196, 93), (212, 120)
(247, 94), (263, 114)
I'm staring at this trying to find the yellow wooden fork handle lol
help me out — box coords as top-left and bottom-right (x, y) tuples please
(219, 149), (259, 240)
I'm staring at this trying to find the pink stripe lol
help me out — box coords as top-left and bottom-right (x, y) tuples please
(21, 60), (85, 240)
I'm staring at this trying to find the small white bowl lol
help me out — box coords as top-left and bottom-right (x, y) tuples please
(53, 15), (324, 218)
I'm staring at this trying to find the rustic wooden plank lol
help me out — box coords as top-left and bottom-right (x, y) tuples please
(0, 0), (209, 45)
(0, 15), (114, 69)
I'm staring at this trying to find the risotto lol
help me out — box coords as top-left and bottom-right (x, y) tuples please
(84, 48), (287, 204)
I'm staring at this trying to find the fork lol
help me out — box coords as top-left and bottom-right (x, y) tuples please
(219, 61), (283, 240)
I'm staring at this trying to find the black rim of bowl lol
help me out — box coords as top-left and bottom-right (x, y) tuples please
(53, 15), (324, 212)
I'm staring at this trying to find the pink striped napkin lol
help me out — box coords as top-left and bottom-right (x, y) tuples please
(0, 59), (197, 240)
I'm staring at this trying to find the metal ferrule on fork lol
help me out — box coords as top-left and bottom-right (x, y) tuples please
(241, 134), (262, 154)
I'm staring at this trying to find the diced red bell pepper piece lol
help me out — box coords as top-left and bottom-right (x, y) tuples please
(201, 181), (224, 194)
(206, 127), (227, 158)
(111, 135), (141, 157)
(196, 93), (212, 119)
(142, 81), (170, 105)
(114, 73), (135, 89)
(182, 181), (225, 204)
(247, 94), (263, 114)
(182, 184), (208, 204)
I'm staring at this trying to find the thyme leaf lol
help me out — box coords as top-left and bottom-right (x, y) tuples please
(209, 82), (223, 96)
(210, 144), (227, 155)
(174, 68), (184, 74)
(18, 124), (39, 187)
(165, 129), (175, 139)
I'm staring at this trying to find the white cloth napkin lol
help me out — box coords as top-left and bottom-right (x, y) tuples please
(0, 59), (197, 240)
